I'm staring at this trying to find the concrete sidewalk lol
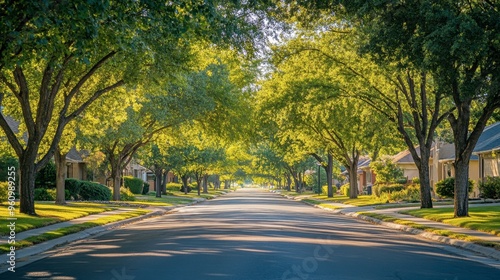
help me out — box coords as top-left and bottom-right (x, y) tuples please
(282, 193), (500, 261)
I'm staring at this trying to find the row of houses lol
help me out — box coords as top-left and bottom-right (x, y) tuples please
(356, 122), (500, 198)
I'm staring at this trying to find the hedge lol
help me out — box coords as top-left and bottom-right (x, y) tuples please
(321, 185), (338, 195)
(166, 182), (183, 192)
(65, 178), (82, 200)
(340, 184), (350, 196)
(435, 177), (474, 198)
(65, 178), (111, 201)
(120, 187), (136, 201)
(479, 176), (500, 199)
(373, 184), (405, 197)
(123, 176), (144, 194)
(79, 181), (111, 201)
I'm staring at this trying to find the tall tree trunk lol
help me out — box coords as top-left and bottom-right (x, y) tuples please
(202, 174), (209, 194)
(161, 171), (167, 195)
(181, 175), (189, 194)
(214, 175), (220, 190)
(19, 154), (37, 215)
(54, 147), (67, 205)
(347, 154), (359, 199)
(454, 160), (470, 217)
(326, 154), (334, 197)
(285, 173), (291, 191)
(110, 159), (122, 201)
(155, 167), (162, 198)
(417, 149), (433, 208)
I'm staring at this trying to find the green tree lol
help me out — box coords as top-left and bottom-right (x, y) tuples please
(370, 156), (404, 184)
(0, 0), (275, 215)
(343, 0), (500, 216)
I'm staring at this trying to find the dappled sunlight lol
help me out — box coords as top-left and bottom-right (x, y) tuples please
(10, 190), (496, 280)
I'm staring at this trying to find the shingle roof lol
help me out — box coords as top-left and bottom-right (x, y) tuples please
(66, 147), (84, 162)
(473, 122), (500, 154)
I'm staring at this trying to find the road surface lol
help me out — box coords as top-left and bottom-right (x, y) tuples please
(3, 189), (498, 279)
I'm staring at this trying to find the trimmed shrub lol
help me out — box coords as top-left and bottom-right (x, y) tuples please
(479, 176), (500, 199)
(340, 184), (350, 196)
(391, 185), (420, 202)
(166, 182), (183, 192)
(34, 188), (56, 201)
(321, 185), (338, 195)
(123, 176), (144, 194)
(79, 181), (111, 201)
(435, 177), (474, 198)
(0, 182), (9, 202)
(65, 178), (83, 200)
(119, 187), (136, 201)
(395, 178), (408, 184)
(142, 182), (150, 195)
(378, 184), (405, 195)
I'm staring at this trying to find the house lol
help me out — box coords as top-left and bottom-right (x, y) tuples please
(357, 157), (376, 193)
(474, 122), (500, 181)
(65, 147), (87, 181)
(391, 150), (420, 182)
(433, 141), (480, 197)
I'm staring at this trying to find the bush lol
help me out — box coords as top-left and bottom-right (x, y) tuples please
(79, 181), (111, 201)
(479, 176), (500, 199)
(340, 184), (350, 196)
(395, 178), (408, 184)
(166, 182), (183, 192)
(35, 160), (56, 189)
(412, 177), (420, 184)
(321, 185), (338, 195)
(34, 188), (56, 201)
(378, 184), (405, 195)
(0, 182), (9, 202)
(142, 182), (150, 195)
(119, 187), (136, 201)
(123, 176), (144, 194)
(390, 185), (420, 202)
(435, 177), (473, 198)
(65, 178), (83, 200)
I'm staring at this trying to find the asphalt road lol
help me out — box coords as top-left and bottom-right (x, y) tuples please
(3, 189), (499, 280)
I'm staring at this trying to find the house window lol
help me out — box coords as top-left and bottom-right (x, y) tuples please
(483, 155), (499, 177)
(366, 172), (372, 184)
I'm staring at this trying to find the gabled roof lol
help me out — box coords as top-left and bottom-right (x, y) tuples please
(473, 122), (500, 154)
(66, 147), (84, 163)
(392, 149), (417, 164)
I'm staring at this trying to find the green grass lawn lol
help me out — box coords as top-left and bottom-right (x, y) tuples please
(311, 194), (386, 207)
(0, 202), (116, 235)
(359, 211), (500, 250)
(401, 206), (500, 236)
(285, 191), (314, 196)
(130, 195), (196, 206)
(301, 199), (341, 210)
(0, 208), (150, 252)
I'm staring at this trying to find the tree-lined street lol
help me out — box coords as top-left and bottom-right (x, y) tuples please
(4, 189), (498, 280)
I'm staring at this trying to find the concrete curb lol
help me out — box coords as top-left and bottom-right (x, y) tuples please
(297, 198), (500, 261)
(0, 197), (211, 271)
